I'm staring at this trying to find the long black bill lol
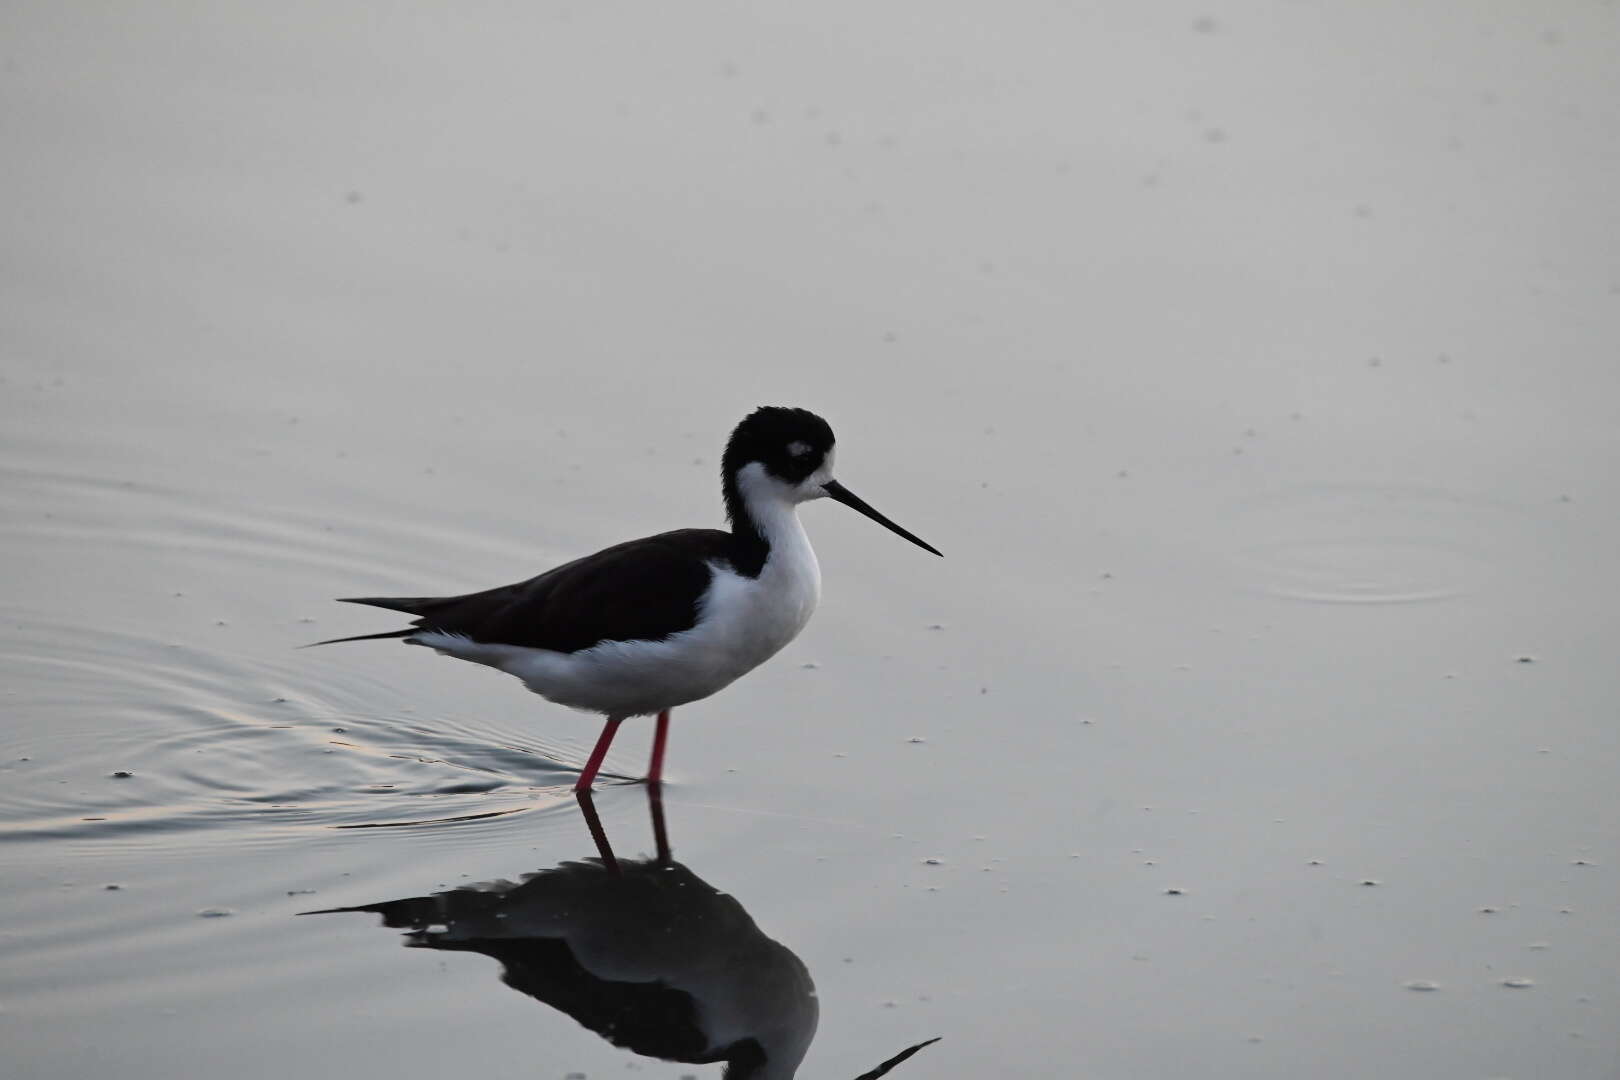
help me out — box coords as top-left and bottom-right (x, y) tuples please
(823, 480), (942, 557)
(852, 1037), (941, 1080)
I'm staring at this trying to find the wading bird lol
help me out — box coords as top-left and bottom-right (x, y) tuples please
(314, 407), (939, 791)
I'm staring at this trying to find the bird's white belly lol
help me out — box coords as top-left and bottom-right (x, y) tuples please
(415, 554), (821, 717)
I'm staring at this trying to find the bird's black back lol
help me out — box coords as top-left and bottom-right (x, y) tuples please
(339, 528), (751, 653)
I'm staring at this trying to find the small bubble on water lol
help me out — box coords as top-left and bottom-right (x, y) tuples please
(104, 884), (123, 891)
(1479, 906), (1499, 914)
(907, 736), (927, 744)
(111, 770), (134, 779)
(1307, 859), (1324, 866)
(1516, 655), (1536, 663)
(1571, 858), (1594, 866)
(196, 907), (235, 918)
(1360, 879), (1381, 887)
(1164, 887), (1185, 896)
(922, 857), (944, 866)
(800, 662), (819, 669)
(1404, 980), (1441, 992)
(1500, 977), (1535, 989)
(331, 727), (346, 733)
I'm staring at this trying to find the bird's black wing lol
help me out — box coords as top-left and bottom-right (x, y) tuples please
(332, 528), (738, 654)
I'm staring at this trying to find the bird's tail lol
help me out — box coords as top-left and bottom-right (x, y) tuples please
(302, 595), (446, 647)
(302, 628), (416, 648)
(336, 596), (439, 615)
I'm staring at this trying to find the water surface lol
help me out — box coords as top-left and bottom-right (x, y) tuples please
(3, 2), (1618, 1077)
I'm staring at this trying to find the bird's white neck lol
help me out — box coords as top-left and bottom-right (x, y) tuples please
(732, 463), (822, 594)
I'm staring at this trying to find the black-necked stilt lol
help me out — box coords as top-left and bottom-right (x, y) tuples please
(303, 788), (938, 1080)
(314, 406), (940, 791)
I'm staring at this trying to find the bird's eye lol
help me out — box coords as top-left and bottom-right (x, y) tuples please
(787, 441), (812, 458)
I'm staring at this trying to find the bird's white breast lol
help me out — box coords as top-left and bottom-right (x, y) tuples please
(692, 537), (822, 683)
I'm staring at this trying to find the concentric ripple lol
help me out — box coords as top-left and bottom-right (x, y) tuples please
(0, 460), (615, 859)
(1226, 485), (1513, 605)
(0, 614), (597, 856)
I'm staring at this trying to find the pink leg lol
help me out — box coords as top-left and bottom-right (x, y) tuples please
(574, 716), (624, 794)
(646, 709), (671, 787)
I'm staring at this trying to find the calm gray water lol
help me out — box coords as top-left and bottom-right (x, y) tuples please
(4, 3), (1618, 1077)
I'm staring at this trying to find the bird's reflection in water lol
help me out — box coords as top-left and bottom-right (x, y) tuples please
(308, 785), (936, 1079)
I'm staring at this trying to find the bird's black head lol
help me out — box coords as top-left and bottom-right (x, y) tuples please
(720, 405), (941, 560)
(722, 406), (837, 489)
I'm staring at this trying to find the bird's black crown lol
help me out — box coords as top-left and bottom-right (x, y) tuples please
(722, 406), (835, 487)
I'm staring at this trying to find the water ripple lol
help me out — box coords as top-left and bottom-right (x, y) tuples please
(1226, 485), (1513, 605)
(0, 614), (585, 856)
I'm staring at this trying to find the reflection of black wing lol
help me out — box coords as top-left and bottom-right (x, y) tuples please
(307, 857), (806, 1079)
(433, 935), (709, 1061)
(329, 528), (741, 653)
(433, 934), (760, 1070)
